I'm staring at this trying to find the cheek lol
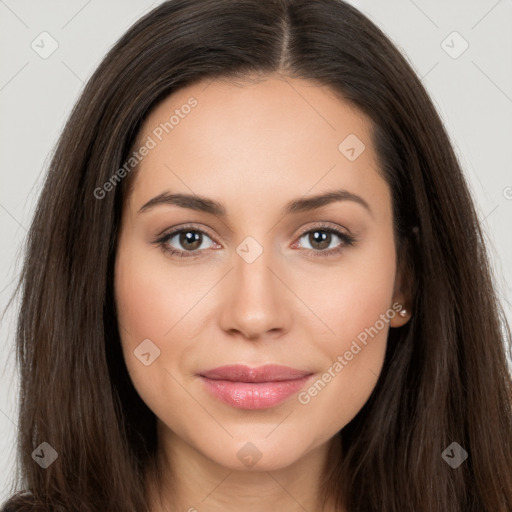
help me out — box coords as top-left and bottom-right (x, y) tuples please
(114, 250), (170, 344)
(114, 238), (206, 342)
(295, 233), (396, 430)
(113, 240), (210, 408)
(113, 241), (171, 383)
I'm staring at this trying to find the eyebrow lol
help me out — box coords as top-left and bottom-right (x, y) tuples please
(138, 188), (373, 217)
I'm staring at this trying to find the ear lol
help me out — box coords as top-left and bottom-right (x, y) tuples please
(390, 237), (415, 328)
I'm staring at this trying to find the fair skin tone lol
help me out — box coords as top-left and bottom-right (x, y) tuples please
(114, 73), (411, 512)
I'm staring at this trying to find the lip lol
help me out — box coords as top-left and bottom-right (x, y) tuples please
(198, 364), (314, 410)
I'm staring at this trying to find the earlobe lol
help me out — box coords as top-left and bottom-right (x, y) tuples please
(390, 302), (411, 327)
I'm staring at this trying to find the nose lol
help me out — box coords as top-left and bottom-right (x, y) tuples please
(218, 247), (293, 341)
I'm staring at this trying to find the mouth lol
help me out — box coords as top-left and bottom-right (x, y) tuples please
(198, 364), (314, 410)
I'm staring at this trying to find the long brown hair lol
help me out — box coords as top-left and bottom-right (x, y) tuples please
(2, 0), (511, 510)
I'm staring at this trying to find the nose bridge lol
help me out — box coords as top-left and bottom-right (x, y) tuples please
(233, 234), (280, 301)
(218, 233), (290, 338)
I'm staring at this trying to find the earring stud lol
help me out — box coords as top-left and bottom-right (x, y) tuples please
(399, 308), (407, 318)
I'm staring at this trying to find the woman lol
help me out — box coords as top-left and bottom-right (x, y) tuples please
(2, 0), (511, 510)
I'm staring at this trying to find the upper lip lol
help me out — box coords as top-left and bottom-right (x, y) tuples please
(199, 364), (313, 383)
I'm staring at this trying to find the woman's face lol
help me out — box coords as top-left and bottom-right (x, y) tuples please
(114, 74), (409, 472)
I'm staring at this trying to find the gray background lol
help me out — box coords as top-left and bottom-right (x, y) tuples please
(1, 0), (511, 499)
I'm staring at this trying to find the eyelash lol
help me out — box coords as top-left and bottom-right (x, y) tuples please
(153, 223), (357, 259)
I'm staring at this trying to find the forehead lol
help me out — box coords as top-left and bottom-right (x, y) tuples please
(125, 74), (389, 219)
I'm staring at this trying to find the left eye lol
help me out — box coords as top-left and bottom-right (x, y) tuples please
(297, 229), (346, 251)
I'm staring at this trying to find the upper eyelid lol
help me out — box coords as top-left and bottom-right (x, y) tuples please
(159, 223), (218, 242)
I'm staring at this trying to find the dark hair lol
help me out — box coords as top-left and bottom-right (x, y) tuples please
(2, 0), (511, 510)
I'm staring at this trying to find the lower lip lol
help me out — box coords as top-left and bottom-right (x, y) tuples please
(200, 375), (313, 410)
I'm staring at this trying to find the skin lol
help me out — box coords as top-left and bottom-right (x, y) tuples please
(114, 73), (411, 512)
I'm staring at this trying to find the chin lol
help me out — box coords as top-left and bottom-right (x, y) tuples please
(200, 432), (316, 472)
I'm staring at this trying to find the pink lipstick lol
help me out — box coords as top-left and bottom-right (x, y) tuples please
(198, 364), (313, 409)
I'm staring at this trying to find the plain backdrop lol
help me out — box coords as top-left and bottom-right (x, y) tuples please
(1, 0), (511, 499)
